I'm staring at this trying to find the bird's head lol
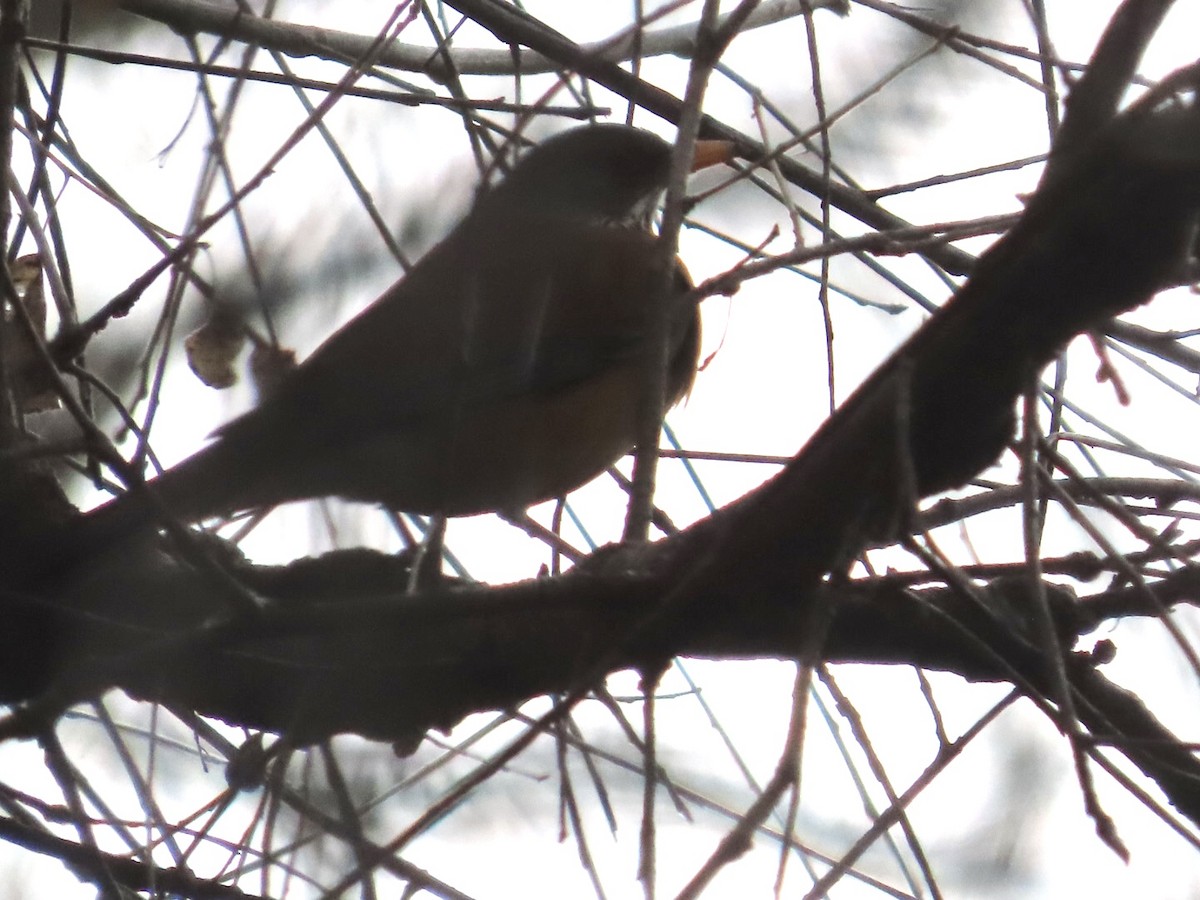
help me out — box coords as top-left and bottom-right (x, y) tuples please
(480, 124), (675, 226)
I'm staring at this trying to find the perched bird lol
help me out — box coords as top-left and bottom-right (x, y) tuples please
(71, 124), (719, 548)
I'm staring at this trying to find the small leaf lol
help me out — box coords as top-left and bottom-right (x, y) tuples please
(184, 306), (246, 389)
(5, 254), (58, 412)
(249, 341), (297, 399)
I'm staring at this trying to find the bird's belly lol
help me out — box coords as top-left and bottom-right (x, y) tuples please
(332, 363), (650, 516)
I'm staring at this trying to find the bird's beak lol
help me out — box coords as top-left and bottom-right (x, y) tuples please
(690, 139), (736, 173)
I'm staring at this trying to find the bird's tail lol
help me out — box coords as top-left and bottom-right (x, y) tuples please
(23, 440), (245, 581)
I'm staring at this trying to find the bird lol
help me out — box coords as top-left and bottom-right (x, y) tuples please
(67, 123), (720, 552)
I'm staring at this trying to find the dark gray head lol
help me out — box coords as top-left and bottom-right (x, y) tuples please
(480, 124), (674, 224)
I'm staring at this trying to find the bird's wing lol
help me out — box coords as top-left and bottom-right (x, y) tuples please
(217, 217), (690, 451)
